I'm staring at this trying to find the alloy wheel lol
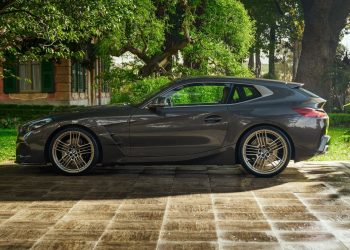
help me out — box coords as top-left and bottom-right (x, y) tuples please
(52, 130), (95, 173)
(242, 129), (289, 175)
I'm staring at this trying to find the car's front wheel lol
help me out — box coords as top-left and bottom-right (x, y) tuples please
(49, 127), (99, 175)
(238, 126), (291, 177)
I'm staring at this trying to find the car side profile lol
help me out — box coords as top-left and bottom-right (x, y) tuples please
(16, 77), (330, 177)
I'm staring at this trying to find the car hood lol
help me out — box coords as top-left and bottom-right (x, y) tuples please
(49, 104), (139, 122)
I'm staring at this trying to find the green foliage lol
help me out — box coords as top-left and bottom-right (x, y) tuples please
(0, 0), (132, 60)
(345, 103), (350, 113)
(311, 127), (350, 161)
(0, 129), (16, 163)
(102, 0), (254, 78)
(328, 113), (350, 127)
(172, 85), (223, 105)
(342, 130), (350, 143)
(110, 75), (171, 104)
(323, 45), (350, 112)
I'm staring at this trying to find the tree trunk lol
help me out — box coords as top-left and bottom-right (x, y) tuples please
(268, 24), (276, 79)
(292, 40), (301, 81)
(296, 0), (350, 102)
(248, 49), (254, 71)
(255, 47), (261, 78)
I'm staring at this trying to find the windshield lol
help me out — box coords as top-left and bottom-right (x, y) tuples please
(136, 80), (175, 107)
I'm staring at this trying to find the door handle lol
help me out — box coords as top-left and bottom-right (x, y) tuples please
(204, 115), (222, 123)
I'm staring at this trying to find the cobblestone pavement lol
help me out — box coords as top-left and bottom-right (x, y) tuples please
(0, 161), (350, 249)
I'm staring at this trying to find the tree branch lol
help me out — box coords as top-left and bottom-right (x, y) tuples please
(113, 45), (150, 62)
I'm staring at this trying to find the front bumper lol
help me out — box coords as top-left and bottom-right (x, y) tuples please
(16, 129), (48, 165)
(317, 135), (330, 154)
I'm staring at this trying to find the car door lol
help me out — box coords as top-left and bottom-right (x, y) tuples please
(128, 82), (232, 157)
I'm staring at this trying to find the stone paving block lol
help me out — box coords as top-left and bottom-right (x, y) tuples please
(100, 230), (159, 242)
(157, 241), (218, 250)
(282, 241), (348, 250)
(221, 242), (281, 250)
(265, 212), (318, 221)
(217, 221), (271, 231)
(279, 232), (336, 242)
(273, 221), (325, 231)
(219, 231), (278, 242)
(163, 220), (216, 232)
(0, 240), (36, 250)
(161, 231), (217, 241)
(109, 221), (163, 231)
(96, 242), (157, 250)
(32, 240), (96, 250)
(0, 227), (46, 241)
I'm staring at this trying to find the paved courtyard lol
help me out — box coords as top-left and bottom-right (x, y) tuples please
(0, 161), (350, 249)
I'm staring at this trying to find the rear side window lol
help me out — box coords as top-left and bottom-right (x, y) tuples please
(231, 85), (261, 103)
(298, 88), (320, 98)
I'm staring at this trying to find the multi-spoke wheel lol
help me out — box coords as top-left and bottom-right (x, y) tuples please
(49, 127), (99, 175)
(238, 126), (291, 177)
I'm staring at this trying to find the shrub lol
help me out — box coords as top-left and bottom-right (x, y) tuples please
(111, 76), (171, 104)
(329, 113), (350, 127)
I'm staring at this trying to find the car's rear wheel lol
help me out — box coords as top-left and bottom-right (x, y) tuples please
(49, 127), (99, 175)
(238, 126), (291, 177)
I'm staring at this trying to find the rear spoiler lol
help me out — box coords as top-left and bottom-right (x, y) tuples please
(286, 82), (304, 88)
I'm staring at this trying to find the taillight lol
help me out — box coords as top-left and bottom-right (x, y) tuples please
(292, 107), (327, 118)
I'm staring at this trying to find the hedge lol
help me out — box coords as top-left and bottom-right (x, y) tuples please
(328, 113), (350, 127)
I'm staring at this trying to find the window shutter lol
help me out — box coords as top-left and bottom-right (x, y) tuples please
(3, 57), (18, 93)
(71, 63), (76, 92)
(78, 64), (84, 92)
(41, 60), (55, 93)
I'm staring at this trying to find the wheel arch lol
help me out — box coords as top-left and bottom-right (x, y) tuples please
(235, 123), (295, 162)
(44, 124), (103, 163)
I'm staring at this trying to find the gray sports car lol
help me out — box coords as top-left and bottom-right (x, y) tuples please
(16, 77), (330, 177)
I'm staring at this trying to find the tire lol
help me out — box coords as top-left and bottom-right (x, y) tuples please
(49, 127), (99, 175)
(238, 126), (291, 177)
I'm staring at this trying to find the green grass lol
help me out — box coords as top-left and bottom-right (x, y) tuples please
(0, 127), (349, 164)
(0, 129), (16, 163)
(311, 126), (350, 161)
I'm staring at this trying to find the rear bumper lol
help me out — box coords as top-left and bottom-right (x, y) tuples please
(317, 135), (330, 154)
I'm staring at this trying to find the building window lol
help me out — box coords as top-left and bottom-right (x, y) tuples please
(3, 59), (54, 94)
(19, 61), (42, 92)
(71, 62), (86, 93)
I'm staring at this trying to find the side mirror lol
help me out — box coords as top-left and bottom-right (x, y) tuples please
(148, 97), (169, 110)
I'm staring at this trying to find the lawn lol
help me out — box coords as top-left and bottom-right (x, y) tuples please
(0, 129), (16, 163)
(0, 126), (349, 164)
(311, 126), (350, 161)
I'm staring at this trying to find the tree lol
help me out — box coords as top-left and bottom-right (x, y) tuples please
(324, 45), (350, 111)
(0, 0), (130, 61)
(106, 0), (254, 77)
(242, 0), (303, 79)
(295, 0), (350, 101)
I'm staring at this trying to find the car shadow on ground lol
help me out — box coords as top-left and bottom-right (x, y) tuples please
(0, 163), (339, 202)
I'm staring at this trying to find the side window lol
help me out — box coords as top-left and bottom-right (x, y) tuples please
(164, 83), (231, 106)
(230, 85), (261, 103)
(232, 88), (240, 103)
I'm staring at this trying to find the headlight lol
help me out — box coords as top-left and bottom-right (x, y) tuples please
(25, 118), (53, 132)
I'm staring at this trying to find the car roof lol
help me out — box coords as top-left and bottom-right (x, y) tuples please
(173, 76), (303, 89)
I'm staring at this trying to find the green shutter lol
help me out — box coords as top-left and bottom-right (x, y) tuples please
(3, 57), (18, 93)
(41, 60), (55, 93)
